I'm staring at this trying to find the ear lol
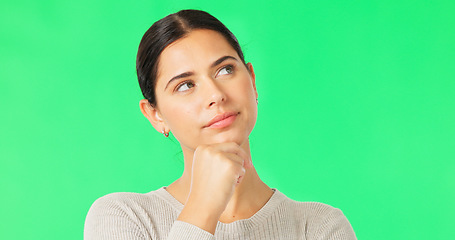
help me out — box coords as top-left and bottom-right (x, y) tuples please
(246, 62), (258, 99)
(139, 99), (168, 134)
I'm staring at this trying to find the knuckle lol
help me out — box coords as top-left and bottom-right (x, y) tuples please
(198, 144), (208, 151)
(214, 152), (224, 159)
(226, 160), (241, 171)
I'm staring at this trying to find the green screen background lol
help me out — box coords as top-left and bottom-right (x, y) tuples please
(1, 0), (454, 239)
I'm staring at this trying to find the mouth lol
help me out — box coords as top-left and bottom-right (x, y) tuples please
(204, 112), (239, 129)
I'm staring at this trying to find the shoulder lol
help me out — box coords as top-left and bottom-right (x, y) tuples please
(89, 190), (164, 208)
(84, 188), (179, 240)
(86, 188), (181, 220)
(276, 191), (357, 239)
(286, 199), (342, 220)
(275, 190), (345, 219)
(88, 191), (162, 215)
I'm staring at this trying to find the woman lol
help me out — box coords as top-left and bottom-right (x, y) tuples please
(84, 9), (356, 240)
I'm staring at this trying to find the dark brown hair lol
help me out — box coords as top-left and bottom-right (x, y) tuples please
(136, 9), (247, 107)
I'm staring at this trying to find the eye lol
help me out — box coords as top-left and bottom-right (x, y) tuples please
(216, 65), (234, 77)
(175, 81), (195, 92)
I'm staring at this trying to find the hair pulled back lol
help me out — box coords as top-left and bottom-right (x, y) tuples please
(136, 9), (247, 107)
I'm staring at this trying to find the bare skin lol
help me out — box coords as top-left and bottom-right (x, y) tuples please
(139, 29), (274, 234)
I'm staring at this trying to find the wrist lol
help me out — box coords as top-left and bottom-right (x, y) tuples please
(177, 198), (222, 234)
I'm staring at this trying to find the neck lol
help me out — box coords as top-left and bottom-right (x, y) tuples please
(167, 141), (274, 223)
(219, 166), (273, 223)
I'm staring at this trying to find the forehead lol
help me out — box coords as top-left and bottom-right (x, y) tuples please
(156, 29), (239, 83)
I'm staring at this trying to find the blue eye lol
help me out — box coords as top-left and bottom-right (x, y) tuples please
(176, 81), (195, 92)
(216, 65), (234, 77)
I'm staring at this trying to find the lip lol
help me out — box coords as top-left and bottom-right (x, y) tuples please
(204, 112), (238, 129)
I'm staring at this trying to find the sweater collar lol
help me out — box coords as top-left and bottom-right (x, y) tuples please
(154, 187), (288, 233)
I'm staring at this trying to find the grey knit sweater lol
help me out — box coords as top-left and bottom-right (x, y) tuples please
(84, 187), (356, 239)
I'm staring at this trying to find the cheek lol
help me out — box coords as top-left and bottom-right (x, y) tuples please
(234, 77), (257, 102)
(162, 100), (201, 132)
(164, 101), (205, 150)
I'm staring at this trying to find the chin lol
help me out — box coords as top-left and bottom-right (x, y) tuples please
(209, 130), (249, 146)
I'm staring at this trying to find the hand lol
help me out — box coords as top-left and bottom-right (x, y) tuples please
(190, 142), (251, 210)
(177, 142), (252, 234)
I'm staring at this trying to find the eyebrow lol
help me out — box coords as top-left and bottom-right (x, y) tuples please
(211, 55), (237, 68)
(164, 55), (238, 90)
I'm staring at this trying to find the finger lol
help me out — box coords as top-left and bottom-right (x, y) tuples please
(223, 152), (245, 165)
(236, 175), (243, 185)
(235, 167), (246, 185)
(243, 156), (253, 169)
(215, 142), (251, 167)
(222, 152), (246, 175)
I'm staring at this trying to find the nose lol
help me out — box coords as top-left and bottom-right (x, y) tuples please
(204, 78), (226, 108)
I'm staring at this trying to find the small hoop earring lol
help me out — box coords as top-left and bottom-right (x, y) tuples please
(256, 98), (259, 104)
(161, 130), (169, 138)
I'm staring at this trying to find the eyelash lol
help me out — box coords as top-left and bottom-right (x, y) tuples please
(217, 64), (235, 76)
(173, 64), (235, 93)
(175, 80), (195, 92)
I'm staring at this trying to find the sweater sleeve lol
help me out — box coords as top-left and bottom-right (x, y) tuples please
(84, 196), (150, 240)
(312, 208), (357, 240)
(84, 195), (215, 240)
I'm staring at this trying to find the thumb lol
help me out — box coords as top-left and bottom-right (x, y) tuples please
(244, 156), (253, 169)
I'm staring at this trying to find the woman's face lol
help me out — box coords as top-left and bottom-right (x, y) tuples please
(150, 29), (258, 152)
